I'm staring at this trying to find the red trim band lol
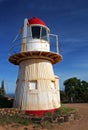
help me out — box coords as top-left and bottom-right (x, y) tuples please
(25, 108), (60, 116)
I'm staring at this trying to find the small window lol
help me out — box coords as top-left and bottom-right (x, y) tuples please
(29, 81), (37, 90)
(32, 26), (40, 39)
(50, 81), (55, 89)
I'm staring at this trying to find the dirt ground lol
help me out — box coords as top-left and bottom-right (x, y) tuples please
(0, 103), (88, 130)
(57, 103), (88, 130)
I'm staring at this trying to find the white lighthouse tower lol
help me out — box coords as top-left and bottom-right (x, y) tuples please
(9, 17), (62, 116)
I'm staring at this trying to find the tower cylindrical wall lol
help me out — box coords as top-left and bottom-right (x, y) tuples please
(13, 58), (61, 113)
(18, 59), (54, 81)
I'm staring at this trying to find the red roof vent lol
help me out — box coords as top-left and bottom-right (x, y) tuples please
(28, 17), (46, 26)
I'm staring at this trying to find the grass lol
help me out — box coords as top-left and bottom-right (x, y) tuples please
(0, 104), (77, 127)
(44, 104), (76, 117)
(41, 104), (77, 128)
(0, 115), (31, 126)
(55, 104), (76, 115)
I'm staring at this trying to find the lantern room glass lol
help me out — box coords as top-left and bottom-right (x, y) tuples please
(29, 26), (49, 41)
(32, 26), (40, 39)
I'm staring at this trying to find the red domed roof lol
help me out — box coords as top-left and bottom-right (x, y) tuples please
(28, 17), (46, 26)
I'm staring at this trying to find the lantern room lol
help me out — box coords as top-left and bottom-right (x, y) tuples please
(22, 17), (50, 52)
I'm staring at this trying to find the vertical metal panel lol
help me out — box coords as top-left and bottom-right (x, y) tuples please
(22, 19), (28, 44)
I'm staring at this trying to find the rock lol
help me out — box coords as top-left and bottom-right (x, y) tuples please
(64, 115), (69, 122)
(31, 117), (42, 123)
(52, 117), (59, 123)
(58, 117), (64, 123)
(42, 116), (52, 123)
(68, 113), (75, 121)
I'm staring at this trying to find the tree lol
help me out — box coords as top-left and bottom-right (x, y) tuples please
(80, 80), (88, 102)
(60, 90), (68, 103)
(64, 77), (81, 103)
(0, 80), (6, 96)
(63, 77), (88, 103)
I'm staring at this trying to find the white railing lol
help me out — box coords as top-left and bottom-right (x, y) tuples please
(9, 34), (60, 55)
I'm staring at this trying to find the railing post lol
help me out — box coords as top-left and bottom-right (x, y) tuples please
(49, 34), (59, 53)
(56, 35), (59, 53)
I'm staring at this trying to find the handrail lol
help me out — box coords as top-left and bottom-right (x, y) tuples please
(49, 34), (59, 53)
(9, 34), (60, 55)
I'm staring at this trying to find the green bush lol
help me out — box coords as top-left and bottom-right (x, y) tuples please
(0, 95), (13, 108)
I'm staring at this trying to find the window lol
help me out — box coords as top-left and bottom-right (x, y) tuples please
(50, 81), (55, 89)
(29, 81), (37, 90)
(41, 27), (48, 41)
(31, 26), (40, 39)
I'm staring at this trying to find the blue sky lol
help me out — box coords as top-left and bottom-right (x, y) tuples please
(0, 0), (88, 93)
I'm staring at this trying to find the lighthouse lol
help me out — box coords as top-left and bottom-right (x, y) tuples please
(9, 17), (62, 116)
